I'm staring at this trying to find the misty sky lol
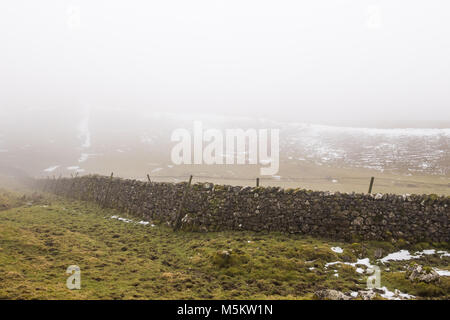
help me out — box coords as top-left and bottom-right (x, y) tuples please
(1, 1), (449, 128)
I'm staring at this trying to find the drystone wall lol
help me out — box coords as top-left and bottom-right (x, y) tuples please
(34, 175), (450, 242)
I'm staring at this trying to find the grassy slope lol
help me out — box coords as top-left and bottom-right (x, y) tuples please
(0, 194), (449, 300)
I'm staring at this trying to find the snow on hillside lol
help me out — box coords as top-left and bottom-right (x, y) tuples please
(0, 111), (448, 177)
(282, 123), (449, 175)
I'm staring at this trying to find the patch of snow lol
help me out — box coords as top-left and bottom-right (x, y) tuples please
(79, 153), (89, 162)
(110, 215), (132, 223)
(110, 215), (154, 227)
(325, 258), (376, 274)
(77, 153), (101, 163)
(67, 166), (80, 170)
(350, 292), (358, 298)
(417, 249), (435, 255)
(433, 268), (450, 276)
(353, 258), (373, 269)
(331, 247), (343, 253)
(378, 287), (414, 300)
(44, 165), (60, 172)
(380, 250), (421, 263)
(151, 167), (163, 173)
(380, 249), (450, 263)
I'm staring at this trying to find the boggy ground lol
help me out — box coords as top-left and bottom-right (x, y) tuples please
(0, 190), (449, 300)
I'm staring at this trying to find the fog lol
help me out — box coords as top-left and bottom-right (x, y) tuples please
(0, 0), (449, 129)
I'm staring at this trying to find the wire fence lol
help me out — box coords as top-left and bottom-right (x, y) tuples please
(41, 171), (450, 196)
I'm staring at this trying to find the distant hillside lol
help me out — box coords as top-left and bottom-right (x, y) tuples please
(0, 111), (448, 195)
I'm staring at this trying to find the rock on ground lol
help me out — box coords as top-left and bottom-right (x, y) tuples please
(314, 289), (351, 300)
(406, 264), (440, 283)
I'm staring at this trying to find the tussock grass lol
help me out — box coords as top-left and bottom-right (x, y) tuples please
(0, 196), (448, 299)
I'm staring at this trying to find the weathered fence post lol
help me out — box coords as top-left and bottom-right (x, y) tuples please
(51, 175), (56, 192)
(256, 177), (260, 187)
(68, 175), (75, 195)
(56, 174), (62, 195)
(43, 176), (49, 192)
(368, 177), (375, 194)
(173, 175), (193, 231)
(147, 174), (151, 184)
(102, 172), (114, 208)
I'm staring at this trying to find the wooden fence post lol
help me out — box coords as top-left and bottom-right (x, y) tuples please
(368, 177), (375, 194)
(147, 174), (151, 184)
(56, 174), (62, 195)
(173, 175), (193, 231)
(102, 172), (114, 208)
(68, 175), (75, 195)
(256, 177), (260, 187)
(52, 176), (56, 192)
(43, 176), (49, 192)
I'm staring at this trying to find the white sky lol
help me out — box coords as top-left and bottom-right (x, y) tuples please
(0, 0), (449, 127)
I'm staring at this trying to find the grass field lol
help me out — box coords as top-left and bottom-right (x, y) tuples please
(69, 161), (450, 196)
(0, 190), (449, 300)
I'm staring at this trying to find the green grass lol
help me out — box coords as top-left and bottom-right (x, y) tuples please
(0, 188), (26, 211)
(0, 194), (449, 299)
